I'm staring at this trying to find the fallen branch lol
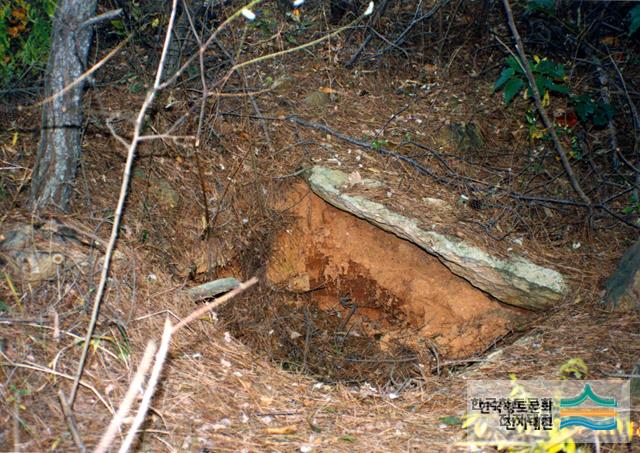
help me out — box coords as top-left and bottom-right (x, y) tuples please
(78, 8), (123, 30)
(97, 277), (257, 452)
(371, 0), (449, 61)
(287, 114), (640, 229)
(219, 113), (638, 228)
(345, 0), (393, 67)
(118, 319), (172, 453)
(94, 342), (156, 453)
(286, 115), (584, 207)
(287, 115), (450, 185)
(57, 390), (86, 453)
(609, 52), (640, 204)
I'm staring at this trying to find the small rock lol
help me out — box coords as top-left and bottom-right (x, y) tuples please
(288, 273), (310, 292)
(603, 240), (640, 311)
(303, 91), (331, 109)
(423, 197), (449, 209)
(272, 75), (295, 94)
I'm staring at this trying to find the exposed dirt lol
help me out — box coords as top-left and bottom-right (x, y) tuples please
(265, 182), (528, 360)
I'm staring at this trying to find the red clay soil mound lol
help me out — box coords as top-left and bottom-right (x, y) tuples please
(266, 183), (530, 360)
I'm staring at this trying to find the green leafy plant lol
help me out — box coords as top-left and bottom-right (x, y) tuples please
(6, 385), (31, 402)
(622, 197), (640, 216)
(495, 55), (569, 104)
(496, 57), (614, 132)
(339, 434), (357, 442)
(628, 4), (640, 36)
(128, 80), (144, 93)
(526, 0), (555, 15)
(371, 138), (388, 150)
(439, 415), (463, 426)
(552, 124), (582, 159)
(0, 0), (56, 87)
(252, 8), (277, 37)
(559, 358), (589, 380)
(622, 203), (640, 216)
(110, 1), (142, 38)
(525, 109), (546, 141)
(5, 385), (33, 432)
(570, 95), (613, 127)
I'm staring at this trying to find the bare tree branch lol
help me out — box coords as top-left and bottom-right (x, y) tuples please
(501, 0), (592, 211)
(68, 0), (181, 407)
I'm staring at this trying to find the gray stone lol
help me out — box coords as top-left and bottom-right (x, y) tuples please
(303, 91), (331, 109)
(0, 220), (118, 285)
(271, 75), (295, 95)
(186, 277), (240, 301)
(304, 166), (568, 311)
(604, 240), (640, 311)
(450, 122), (484, 152)
(133, 169), (179, 209)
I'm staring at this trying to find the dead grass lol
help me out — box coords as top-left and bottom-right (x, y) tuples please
(1, 5), (640, 451)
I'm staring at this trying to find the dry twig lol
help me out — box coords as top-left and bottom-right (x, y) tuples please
(118, 319), (172, 453)
(57, 390), (86, 453)
(95, 342), (157, 453)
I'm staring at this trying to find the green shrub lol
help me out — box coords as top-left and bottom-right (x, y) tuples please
(494, 55), (569, 105)
(628, 4), (640, 36)
(0, 0), (56, 88)
(494, 55), (614, 129)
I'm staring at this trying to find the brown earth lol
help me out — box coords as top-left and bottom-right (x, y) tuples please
(266, 182), (529, 359)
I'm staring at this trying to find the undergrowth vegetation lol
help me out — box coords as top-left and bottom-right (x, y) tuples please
(1, 0), (639, 452)
(0, 0), (55, 87)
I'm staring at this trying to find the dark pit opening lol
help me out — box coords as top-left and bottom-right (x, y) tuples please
(221, 287), (432, 388)
(220, 183), (531, 388)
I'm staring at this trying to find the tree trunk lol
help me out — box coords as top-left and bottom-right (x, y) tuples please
(30, 0), (97, 211)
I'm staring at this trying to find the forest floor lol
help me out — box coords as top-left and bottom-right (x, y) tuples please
(1, 4), (640, 452)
